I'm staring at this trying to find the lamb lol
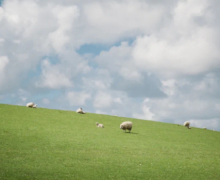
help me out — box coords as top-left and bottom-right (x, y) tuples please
(184, 121), (191, 129)
(120, 121), (133, 132)
(26, 102), (37, 108)
(76, 108), (86, 114)
(96, 122), (104, 128)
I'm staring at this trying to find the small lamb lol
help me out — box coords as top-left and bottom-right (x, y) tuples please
(96, 122), (104, 128)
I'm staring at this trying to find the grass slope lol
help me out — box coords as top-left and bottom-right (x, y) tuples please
(0, 104), (220, 180)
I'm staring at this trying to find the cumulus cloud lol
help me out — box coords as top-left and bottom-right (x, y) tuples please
(0, 0), (220, 131)
(132, 0), (220, 77)
(46, 5), (79, 52)
(93, 91), (113, 109)
(36, 59), (73, 89)
(133, 99), (155, 120)
(0, 56), (9, 89)
(0, 56), (9, 73)
(190, 118), (220, 130)
(66, 91), (91, 106)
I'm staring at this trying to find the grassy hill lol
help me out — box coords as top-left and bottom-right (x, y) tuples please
(0, 104), (220, 180)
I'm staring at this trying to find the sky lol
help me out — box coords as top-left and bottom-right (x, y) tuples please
(0, 0), (220, 131)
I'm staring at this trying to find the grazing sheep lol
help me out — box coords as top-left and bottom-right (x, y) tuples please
(203, 127), (207, 130)
(96, 122), (104, 128)
(120, 121), (133, 132)
(184, 121), (191, 129)
(76, 108), (86, 114)
(26, 102), (37, 108)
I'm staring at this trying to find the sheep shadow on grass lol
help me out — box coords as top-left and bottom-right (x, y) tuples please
(124, 132), (138, 134)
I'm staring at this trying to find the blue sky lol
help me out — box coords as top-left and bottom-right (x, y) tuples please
(77, 38), (134, 56)
(0, 0), (220, 131)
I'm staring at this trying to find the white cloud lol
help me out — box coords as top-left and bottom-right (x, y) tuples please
(161, 79), (177, 96)
(120, 67), (142, 81)
(114, 97), (122, 104)
(133, 30), (220, 76)
(0, 38), (5, 44)
(66, 91), (91, 106)
(190, 118), (220, 130)
(0, 7), (4, 21)
(0, 56), (9, 85)
(0, 56), (9, 72)
(132, 0), (220, 77)
(82, 69), (112, 91)
(93, 91), (113, 108)
(36, 59), (73, 89)
(0, 0), (220, 132)
(133, 104), (155, 121)
(47, 5), (79, 52)
(82, 1), (165, 43)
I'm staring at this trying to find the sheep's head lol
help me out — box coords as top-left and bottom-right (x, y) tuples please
(96, 122), (99, 125)
(120, 124), (124, 129)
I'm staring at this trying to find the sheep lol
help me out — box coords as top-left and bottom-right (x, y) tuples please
(203, 127), (207, 130)
(76, 108), (86, 114)
(96, 122), (104, 128)
(26, 102), (37, 108)
(120, 121), (133, 132)
(184, 121), (191, 129)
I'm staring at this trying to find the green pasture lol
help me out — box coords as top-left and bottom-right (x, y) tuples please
(0, 104), (219, 180)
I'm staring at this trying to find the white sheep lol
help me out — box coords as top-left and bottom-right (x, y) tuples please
(120, 121), (133, 132)
(76, 108), (86, 114)
(26, 102), (37, 108)
(203, 127), (207, 130)
(184, 121), (191, 129)
(96, 122), (104, 128)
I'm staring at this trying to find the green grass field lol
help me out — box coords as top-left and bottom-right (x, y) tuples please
(0, 104), (220, 180)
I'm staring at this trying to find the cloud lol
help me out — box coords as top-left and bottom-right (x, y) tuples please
(36, 59), (73, 89)
(0, 56), (9, 73)
(93, 91), (113, 109)
(133, 99), (155, 120)
(190, 118), (220, 130)
(46, 5), (79, 52)
(0, 0), (220, 131)
(0, 56), (9, 90)
(132, 0), (220, 77)
(94, 42), (166, 98)
(133, 74), (220, 130)
(119, 67), (142, 82)
(66, 91), (91, 106)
